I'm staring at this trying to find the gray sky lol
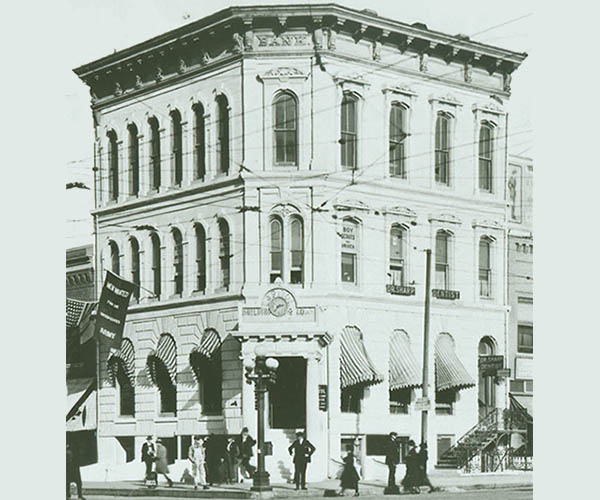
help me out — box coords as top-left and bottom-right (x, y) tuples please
(65, 0), (533, 249)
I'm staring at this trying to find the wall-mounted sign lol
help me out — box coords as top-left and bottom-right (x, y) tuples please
(242, 287), (316, 322)
(479, 355), (505, 376)
(318, 385), (328, 411)
(340, 222), (357, 252)
(256, 34), (310, 48)
(414, 397), (431, 411)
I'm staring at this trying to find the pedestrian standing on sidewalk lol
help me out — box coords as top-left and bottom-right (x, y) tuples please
(155, 439), (173, 487)
(66, 442), (85, 500)
(384, 432), (399, 492)
(141, 436), (156, 481)
(238, 427), (256, 481)
(417, 442), (437, 493)
(224, 437), (240, 484)
(188, 436), (209, 490)
(288, 431), (316, 490)
(401, 440), (420, 494)
(339, 445), (360, 497)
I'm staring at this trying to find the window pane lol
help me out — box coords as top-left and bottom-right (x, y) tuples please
(479, 240), (490, 270)
(518, 325), (533, 353)
(341, 252), (356, 283)
(436, 232), (448, 265)
(195, 225), (206, 292)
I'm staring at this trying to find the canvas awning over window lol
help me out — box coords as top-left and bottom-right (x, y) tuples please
(435, 334), (476, 392)
(389, 329), (422, 390)
(107, 338), (135, 386)
(340, 326), (384, 389)
(189, 329), (222, 382)
(66, 298), (97, 344)
(147, 334), (177, 386)
(66, 377), (96, 431)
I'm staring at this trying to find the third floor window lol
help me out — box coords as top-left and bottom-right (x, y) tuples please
(389, 103), (407, 177)
(273, 93), (298, 166)
(479, 123), (493, 192)
(435, 113), (451, 185)
(341, 94), (358, 169)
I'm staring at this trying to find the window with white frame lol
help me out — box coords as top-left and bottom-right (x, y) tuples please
(479, 237), (492, 297)
(341, 93), (358, 169)
(109, 240), (120, 276)
(150, 232), (161, 298)
(289, 217), (304, 284)
(389, 224), (406, 287)
(478, 123), (493, 192)
(273, 92), (298, 165)
(216, 95), (230, 175)
(193, 103), (206, 180)
(341, 218), (359, 283)
(170, 109), (183, 186)
(270, 216), (283, 283)
(435, 230), (450, 290)
(517, 324), (533, 354)
(435, 113), (451, 185)
(389, 103), (407, 177)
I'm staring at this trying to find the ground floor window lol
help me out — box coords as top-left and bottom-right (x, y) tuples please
(116, 436), (135, 463)
(510, 379), (533, 393)
(437, 434), (454, 462)
(341, 385), (363, 413)
(435, 389), (456, 415)
(389, 387), (412, 414)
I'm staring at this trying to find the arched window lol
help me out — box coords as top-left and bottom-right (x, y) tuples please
(389, 224), (406, 287)
(389, 103), (407, 177)
(216, 95), (230, 175)
(195, 224), (206, 293)
(435, 230), (451, 290)
(341, 218), (359, 284)
(107, 130), (119, 201)
(341, 93), (358, 169)
(130, 237), (140, 300)
(172, 229), (183, 295)
(479, 237), (492, 297)
(270, 217), (283, 283)
(435, 113), (451, 185)
(150, 232), (161, 298)
(290, 217), (304, 284)
(273, 92), (298, 165)
(170, 110), (183, 186)
(114, 339), (135, 417)
(193, 103), (206, 180)
(479, 123), (493, 192)
(218, 219), (230, 288)
(127, 123), (139, 196)
(148, 117), (161, 190)
(109, 240), (120, 276)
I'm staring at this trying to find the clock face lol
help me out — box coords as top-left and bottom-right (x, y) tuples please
(268, 297), (288, 317)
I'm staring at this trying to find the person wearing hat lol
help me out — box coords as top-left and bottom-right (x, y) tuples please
(288, 431), (316, 490)
(155, 438), (174, 487)
(417, 442), (437, 493)
(238, 427), (256, 481)
(141, 436), (156, 481)
(188, 436), (208, 490)
(401, 440), (420, 494)
(384, 432), (400, 492)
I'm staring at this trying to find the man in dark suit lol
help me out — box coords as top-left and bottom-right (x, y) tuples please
(141, 436), (156, 480)
(288, 431), (316, 490)
(224, 437), (240, 484)
(238, 427), (256, 481)
(384, 432), (400, 493)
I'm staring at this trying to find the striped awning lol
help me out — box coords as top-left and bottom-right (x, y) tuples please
(147, 334), (177, 386)
(107, 338), (135, 386)
(389, 329), (422, 390)
(66, 298), (96, 329)
(189, 329), (222, 382)
(435, 334), (476, 392)
(340, 326), (384, 389)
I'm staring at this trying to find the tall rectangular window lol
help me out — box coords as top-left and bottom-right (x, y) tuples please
(389, 388), (411, 414)
(270, 218), (283, 283)
(218, 219), (230, 288)
(116, 369), (135, 417)
(435, 231), (450, 290)
(435, 389), (455, 415)
(479, 238), (492, 297)
(389, 103), (406, 177)
(341, 219), (358, 284)
(518, 325), (533, 353)
(193, 104), (206, 180)
(290, 218), (304, 284)
(479, 124), (493, 192)
(149, 117), (161, 190)
(195, 225), (206, 293)
(435, 114), (450, 185)
(171, 110), (183, 186)
(341, 94), (357, 169)
(389, 225), (405, 286)
(108, 131), (119, 201)
(216, 95), (230, 175)
(151, 233), (161, 298)
(172, 230), (183, 295)
(128, 124), (139, 196)
(274, 93), (298, 165)
(341, 385), (363, 413)
(130, 238), (140, 301)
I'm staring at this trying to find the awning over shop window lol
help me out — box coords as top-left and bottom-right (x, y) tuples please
(66, 298), (97, 344)
(189, 329), (221, 382)
(512, 393), (534, 420)
(435, 333), (476, 392)
(340, 326), (384, 389)
(66, 377), (96, 431)
(147, 334), (177, 386)
(389, 329), (422, 390)
(107, 338), (135, 386)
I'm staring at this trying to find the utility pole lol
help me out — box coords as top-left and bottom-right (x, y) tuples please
(421, 249), (432, 447)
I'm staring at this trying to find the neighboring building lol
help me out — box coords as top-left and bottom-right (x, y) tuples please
(66, 244), (98, 466)
(74, 4), (526, 480)
(507, 154), (533, 452)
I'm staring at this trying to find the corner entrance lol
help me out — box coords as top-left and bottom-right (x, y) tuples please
(269, 357), (306, 429)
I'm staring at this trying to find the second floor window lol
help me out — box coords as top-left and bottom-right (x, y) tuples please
(170, 110), (183, 186)
(479, 123), (493, 192)
(107, 130), (119, 201)
(109, 240), (120, 276)
(195, 224), (206, 293)
(389, 225), (405, 286)
(270, 217), (283, 283)
(274, 93), (298, 165)
(290, 217), (304, 284)
(127, 123), (139, 196)
(218, 219), (230, 289)
(341, 219), (359, 283)
(193, 103), (206, 180)
(435, 231), (450, 290)
(151, 233), (161, 298)
(341, 94), (357, 169)
(216, 95), (230, 175)
(389, 103), (407, 177)
(479, 237), (492, 297)
(130, 238), (140, 300)
(149, 117), (161, 190)
(172, 229), (183, 295)
(435, 113), (451, 185)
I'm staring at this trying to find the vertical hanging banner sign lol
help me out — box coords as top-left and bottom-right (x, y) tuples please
(93, 270), (136, 351)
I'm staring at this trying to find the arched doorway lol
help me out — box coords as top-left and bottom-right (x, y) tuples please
(478, 337), (496, 420)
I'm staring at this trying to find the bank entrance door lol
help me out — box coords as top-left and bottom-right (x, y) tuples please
(269, 357), (307, 429)
(478, 338), (496, 420)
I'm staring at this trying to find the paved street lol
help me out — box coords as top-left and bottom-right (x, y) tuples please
(81, 486), (532, 500)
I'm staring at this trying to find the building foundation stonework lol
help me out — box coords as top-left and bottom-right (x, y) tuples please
(73, 4), (527, 482)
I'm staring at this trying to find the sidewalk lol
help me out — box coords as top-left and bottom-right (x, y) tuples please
(82, 470), (532, 498)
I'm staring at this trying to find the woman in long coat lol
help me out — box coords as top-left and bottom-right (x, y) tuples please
(155, 439), (173, 487)
(401, 440), (420, 494)
(339, 445), (360, 496)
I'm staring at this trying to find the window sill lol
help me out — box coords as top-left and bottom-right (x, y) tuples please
(169, 293), (183, 300)
(155, 416), (177, 423)
(215, 286), (230, 294)
(115, 416), (136, 424)
(191, 290), (207, 297)
(198, 414), (224, 421)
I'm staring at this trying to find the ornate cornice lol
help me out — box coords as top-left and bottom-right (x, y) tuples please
(429, 93), (463, 107)
(472, 101), (507, 116)
(257, 67), (309, 83)
(383, 206), (417, 219)
(382, 84), (417, 99)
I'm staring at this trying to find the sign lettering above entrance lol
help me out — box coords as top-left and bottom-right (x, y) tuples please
(241, 287), (316, 322)
(479, 355), (505, 376)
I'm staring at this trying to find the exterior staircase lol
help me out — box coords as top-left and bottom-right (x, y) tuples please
(436, 408), (503, 469)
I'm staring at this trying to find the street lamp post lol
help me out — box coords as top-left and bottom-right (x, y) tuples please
(244, 351), (279, 492)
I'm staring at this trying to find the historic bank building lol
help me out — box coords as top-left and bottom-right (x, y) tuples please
(74, 4), (527, 481)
